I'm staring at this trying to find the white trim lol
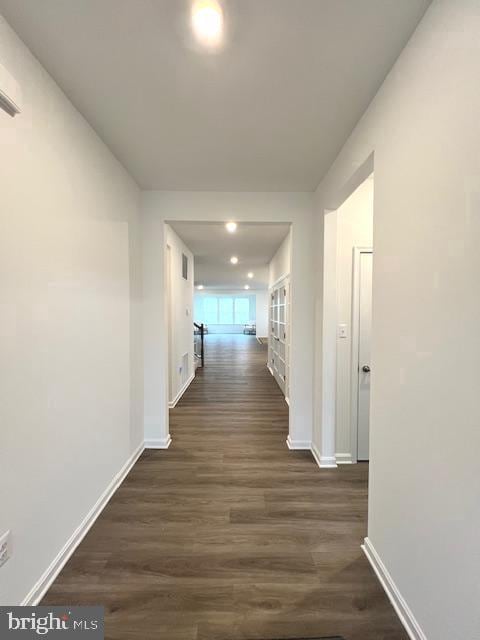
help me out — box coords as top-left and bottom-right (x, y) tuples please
(145, 435), (172, 449)
(286, 435), (311, 450)
(21, 442), (145, 606)
(285, 395), (290, 406)
(168, 372), (195, 408)
(362, 538), (427, 640)
(267, 365), (274, 376)
(311, 442), (338, 468)
(0, 62), (22, 117)
(350, 246), (373, 464)
(270, 272), (290, 288)
(320, 209), (339, 468)
(336, 452), (353, 464)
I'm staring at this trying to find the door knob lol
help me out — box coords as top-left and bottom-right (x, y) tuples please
(362, 365), (371, 373)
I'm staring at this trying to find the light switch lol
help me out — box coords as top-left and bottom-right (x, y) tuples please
(338, 324), (347, 339)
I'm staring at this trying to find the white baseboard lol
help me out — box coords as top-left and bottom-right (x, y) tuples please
(169, 372), (195, 408)
(336, 452), (353, 464)
(286, 435), (311, 450)
(362, 537), (427, 640)
(267, 365), (274, 376)
(22, 441), (145, 606)
(311, 442), (338, 468)
(144, 435), (172, 449)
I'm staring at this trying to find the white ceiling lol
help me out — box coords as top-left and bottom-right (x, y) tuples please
(169, 221), (290, 289)
(0, 0), (430, 191)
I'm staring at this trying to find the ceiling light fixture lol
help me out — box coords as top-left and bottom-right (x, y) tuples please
(191, 0), (224, 48)
(197, 284), (204, 290)
(247, 272), (254, 279)
(244, 285), (250, 290)
(230, 256), (238, 265)
(225, 221), (237, 233)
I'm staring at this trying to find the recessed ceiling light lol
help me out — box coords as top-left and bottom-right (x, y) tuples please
(191, 0), (224, 48)
(244, 285), (250, 290)
(230, 256), (238, 264)
(197, 284), (204, 290)
(225, 221), (237, 233)
(247, 272), (254, 279)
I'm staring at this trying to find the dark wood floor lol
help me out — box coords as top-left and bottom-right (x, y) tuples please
(43, 334), (407, 640)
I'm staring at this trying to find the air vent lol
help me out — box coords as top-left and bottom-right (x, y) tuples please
(182, 253), (188, 280)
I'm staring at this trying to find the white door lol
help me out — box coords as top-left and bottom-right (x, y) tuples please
(357, 251), (372, 461)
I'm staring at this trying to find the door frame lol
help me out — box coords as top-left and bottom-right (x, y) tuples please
(350, 246), (373, 463)
(166, 243), (174, 405)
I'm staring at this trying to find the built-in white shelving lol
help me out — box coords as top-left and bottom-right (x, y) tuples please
(268, 276), (290, 400)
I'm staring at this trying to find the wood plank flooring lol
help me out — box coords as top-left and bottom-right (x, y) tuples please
(43, 334), (407, 640)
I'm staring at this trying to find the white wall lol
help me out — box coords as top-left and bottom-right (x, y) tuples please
(166, 225), (194, 405)
(334, 177), (373, 461)
(0, 15), (142, 605)
(142, 192), (315, 449)
(313, 1), (480, 637)
(269, 228), (292, 286)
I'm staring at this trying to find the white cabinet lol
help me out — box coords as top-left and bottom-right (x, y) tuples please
(268, 276), (290, 400)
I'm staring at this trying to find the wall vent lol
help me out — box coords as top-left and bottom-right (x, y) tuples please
(182, 253), (188, 280)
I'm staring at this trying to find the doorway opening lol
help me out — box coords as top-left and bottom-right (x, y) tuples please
(165, 220), (292, 444)
(323, 173), (374, 464)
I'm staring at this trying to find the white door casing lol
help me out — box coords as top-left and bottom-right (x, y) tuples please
(166, 244), (174, 404)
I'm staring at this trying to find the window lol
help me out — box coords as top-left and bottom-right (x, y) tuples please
(195, 295), (255, 325)
(204, 297), (218, 325)
(234, 298), (249, 324)
(219, 298), (234, 324)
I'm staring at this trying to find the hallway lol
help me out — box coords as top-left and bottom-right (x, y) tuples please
(43, 335), (406, 640)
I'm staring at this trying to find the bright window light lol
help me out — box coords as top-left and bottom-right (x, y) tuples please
(197, 284), (204, 290)
(235, 298), (249, 324)
(219, 297), (234, 324)
(244, 285), (250, 290)
(230, 256), (238, 264)
(191, 0), (224, 48)
(247, 272), (254, 279)
(225, 222), (237, 233)
(195, 295), (254, 325)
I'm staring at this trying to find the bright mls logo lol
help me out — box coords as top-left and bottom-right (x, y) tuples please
(0, 607), (104, 638)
